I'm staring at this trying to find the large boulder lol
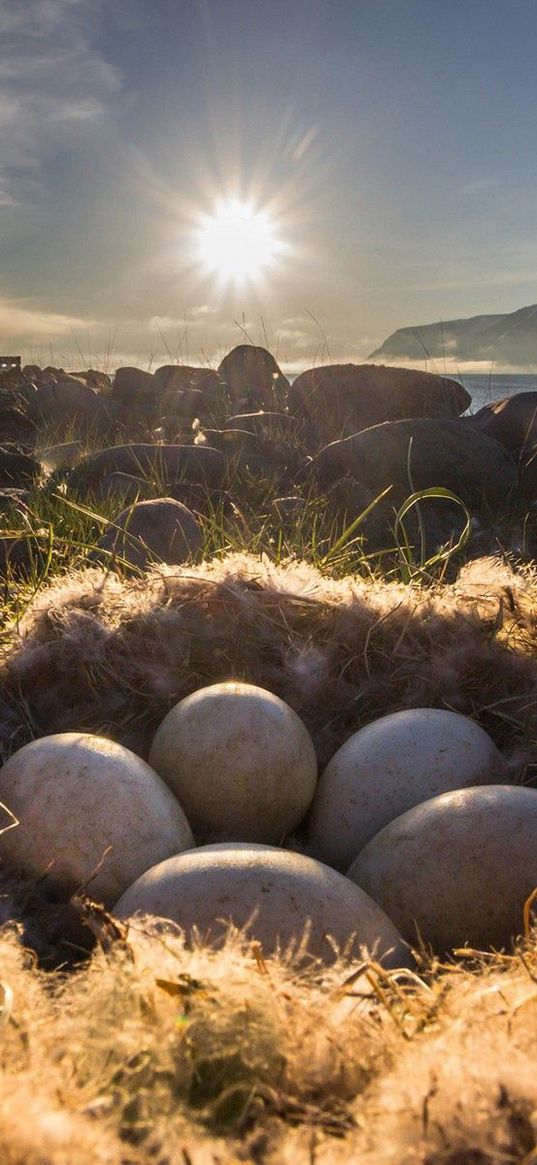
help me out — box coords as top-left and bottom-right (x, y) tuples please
(468, 392), (537, 500)
(110, 366), (158, 413)
(95, 498), (203, 572)
(153, 365), (226, 421)
(152, 364), (221, 394)
(218, 345), (290, 409)
(322, 473), (468, 561)
(288, 364), (471, 445)
(111, 365), (225, 421)
(469, 391), (537, 455)
(312, 417), (518, 515)
(67, 443), (226, 493)
(28, 377), (110, 433)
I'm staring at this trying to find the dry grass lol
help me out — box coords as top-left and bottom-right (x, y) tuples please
(1, 914), (537, 1164)
(1, 552), (537, 773)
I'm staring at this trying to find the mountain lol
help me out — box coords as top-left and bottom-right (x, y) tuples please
(369, 304), (537, 365)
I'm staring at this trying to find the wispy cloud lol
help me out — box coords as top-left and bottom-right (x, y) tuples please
(460, 177), (502, 198)
(0, 296), (99, 339)
(0, 0), (121, 207)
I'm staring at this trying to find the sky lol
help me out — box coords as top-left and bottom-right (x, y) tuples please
(1, 0), (537, 373)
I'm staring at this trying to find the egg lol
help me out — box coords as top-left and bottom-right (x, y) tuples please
(0, 732), (194, 907)
(149, 682), (318, 843)
(114, 842), (411, 966)
(347, 784), (537, 953)
(306, 708), (502, 870)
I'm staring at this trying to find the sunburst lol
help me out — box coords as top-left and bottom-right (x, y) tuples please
(196, 198), (282, 286)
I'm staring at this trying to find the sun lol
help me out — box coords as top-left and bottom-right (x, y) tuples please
(196, 198), (281, 286)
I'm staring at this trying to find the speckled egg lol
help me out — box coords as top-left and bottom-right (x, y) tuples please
(0, 732), (194, 906)
(306, 708), (502, 870)
(149, 682), (318, 844)
(113, 842), (411, 966)
(347, 784), (537, 953)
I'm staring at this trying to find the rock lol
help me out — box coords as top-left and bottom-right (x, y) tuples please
(197, 425), (294, 477)
(0, 732), (194, 908)
(0, 488), (30, 514)
(162, 387), (206, 420)
(198, 428), (260, 457)
(323, 475), (469, 564)
(165, 481), (237, 519)
(306, 709), (503, 871)
(271, 496), (308, 521)
(153, 364), (222, 396)
(0, 534), (48, 578)
(22, 364), (41, 382)
(149, 681), (318, 844)
(95, 497), (203, 571)
(38, 441), (84, 473)
(0, 366), (36, 398)
(114, 842), (411, 966)
(0, 446), (40, 487)
(468, 393), (537, 501)
(0, 407), (35, 447)
(218, 345), (290, 409)
(67, 443), (226, 494)
(70, 369), (112, 393)
(111, 365), (223, 424)
(28, 378), (110, 432)
(110, 366), (158, 413)
(224, 411), (301, 440)
(347, 785), (537, 954)
(469, 392), (537, 456)
(96, 472), (153, 505)
(288, 364), (471, 445)
(37, 366), (70, 384)
(313, 418), (518, 516)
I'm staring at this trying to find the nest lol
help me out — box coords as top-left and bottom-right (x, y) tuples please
(1, 552), (537, 775)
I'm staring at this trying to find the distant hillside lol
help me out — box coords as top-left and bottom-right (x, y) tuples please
(369, 303), (537, 365)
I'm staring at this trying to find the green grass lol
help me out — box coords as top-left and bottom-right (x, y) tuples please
(0, 458), (471, 630)
(0, 390), (525, 637)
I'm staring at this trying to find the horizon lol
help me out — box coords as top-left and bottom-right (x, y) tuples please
(2, 1), (537, 371)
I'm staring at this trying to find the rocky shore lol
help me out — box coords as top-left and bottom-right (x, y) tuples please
(1, 343), (536, 578)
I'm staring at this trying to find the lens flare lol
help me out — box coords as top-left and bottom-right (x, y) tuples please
(196, 199), (281, 285)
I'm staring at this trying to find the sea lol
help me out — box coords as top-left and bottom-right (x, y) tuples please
(456, 373), (537, 415)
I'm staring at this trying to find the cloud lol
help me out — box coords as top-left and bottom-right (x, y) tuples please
(0, 296), (99, 340)
(189, 304), (219, 318)
(0, 0), (121, 206)
(460, 177), (502, 197)
(274, 327), (311, 348)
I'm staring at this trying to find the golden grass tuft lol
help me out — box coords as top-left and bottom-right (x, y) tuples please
(1, 917), (537, 1162)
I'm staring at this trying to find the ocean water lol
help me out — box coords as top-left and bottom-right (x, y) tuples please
(457, 372), (537, 414)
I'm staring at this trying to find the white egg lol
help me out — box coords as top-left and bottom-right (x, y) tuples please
(0, 732), (194, 906)
(113, 842), (411, 966)
(149, 682), (318, 844)
(306, 708), (502, 870)
(347, 784), (537, 953)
